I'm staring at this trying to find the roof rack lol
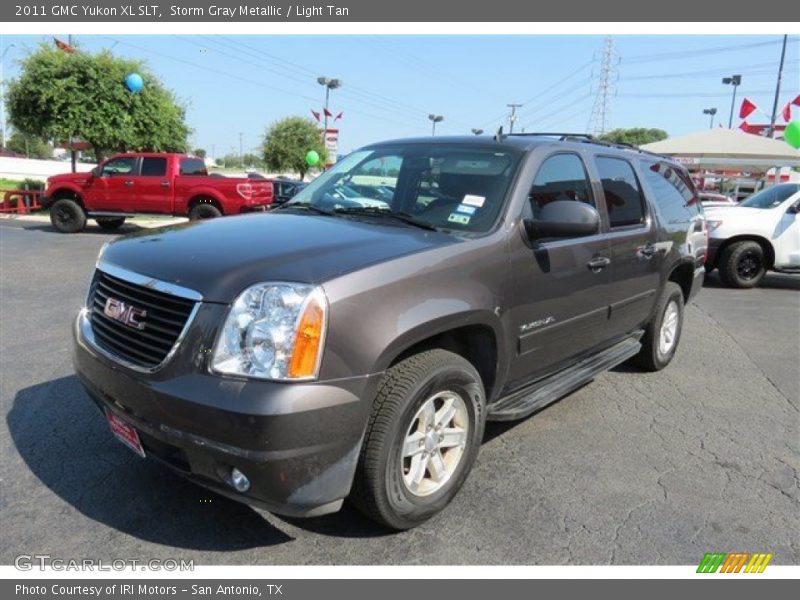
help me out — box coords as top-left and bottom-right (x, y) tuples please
(504, 131), (664, 158)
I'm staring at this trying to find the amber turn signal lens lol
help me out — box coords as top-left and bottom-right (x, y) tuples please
(287, 291), (327, 379)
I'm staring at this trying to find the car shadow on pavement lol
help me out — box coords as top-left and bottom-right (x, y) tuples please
(8, 375), (297, 550)
(703, 271), (800, 291)
(19, 222), (146, 235)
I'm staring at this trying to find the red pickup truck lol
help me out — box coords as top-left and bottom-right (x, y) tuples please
(43, 152), (273, 233)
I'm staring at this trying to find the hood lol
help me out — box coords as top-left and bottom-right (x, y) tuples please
(703, 205), (766, 219)
(48, 171), (92, 186)
(100, 212), (459, 303)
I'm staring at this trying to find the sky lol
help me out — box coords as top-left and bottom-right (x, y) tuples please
(1, 34), (798, 158)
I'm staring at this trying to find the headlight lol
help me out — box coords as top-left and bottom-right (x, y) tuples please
(211, 283), (328, 381)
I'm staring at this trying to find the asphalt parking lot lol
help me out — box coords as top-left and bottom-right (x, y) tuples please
(1, 217), (798, 565)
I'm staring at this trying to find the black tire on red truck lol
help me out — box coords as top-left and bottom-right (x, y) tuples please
(50, 198), (87, 234)
(188, 201), (222, 220)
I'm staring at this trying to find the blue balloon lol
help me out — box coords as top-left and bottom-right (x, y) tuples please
(125, 73), (144, 93)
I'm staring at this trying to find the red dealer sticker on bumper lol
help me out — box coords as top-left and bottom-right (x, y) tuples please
(105, 409), (145, 458)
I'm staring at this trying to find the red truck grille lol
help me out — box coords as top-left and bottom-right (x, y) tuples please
(88, 270), (196, 369)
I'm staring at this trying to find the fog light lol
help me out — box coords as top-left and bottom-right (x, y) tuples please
(230, 468), (250, 492)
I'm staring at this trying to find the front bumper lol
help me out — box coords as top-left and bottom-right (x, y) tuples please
(73, 309), (381, 517)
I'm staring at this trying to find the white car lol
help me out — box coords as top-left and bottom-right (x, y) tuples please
(705, 183), (800, 288)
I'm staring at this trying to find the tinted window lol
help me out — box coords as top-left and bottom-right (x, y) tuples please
(291, 146), (522, 234)
(642, 161), (697, 223)
(739, 183), (800, 209)
(529, 153), (593, 219)
(140, 157), (167, 177)
(180, 158), (207, 176)
(595, 156), (646, 227)
(101, 157), (137, 177)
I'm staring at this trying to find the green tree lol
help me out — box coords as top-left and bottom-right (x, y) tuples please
(599, 128), (668, 146)
(6, 43), (190, 161)
(193, 148), (207, 158)
(263, 116), (326, 179)
(5, 131), (52, 159)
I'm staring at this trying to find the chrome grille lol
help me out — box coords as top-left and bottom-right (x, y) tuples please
(88, 270), (196, 369)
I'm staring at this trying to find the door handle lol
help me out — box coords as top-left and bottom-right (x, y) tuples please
(638, 244), (657, 258)
(123, 180), (134, 187)
(161, 181), (170, 188)
(587, 256), (611, 272)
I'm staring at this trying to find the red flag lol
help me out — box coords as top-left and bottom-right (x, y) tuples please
(739, 120), (750, 132)
(310, 109), (321, 122)
(782, 102), (792, 122)
(792, 95), (800, 107)
(53, 37), (76, 53)
(739, 98), (757, 119)
(323, 108), (333, 118)
(334, 111), (344, 121)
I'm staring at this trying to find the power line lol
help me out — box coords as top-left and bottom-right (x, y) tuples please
(619, 59), (800, 82)
(622, 37), (798, 64)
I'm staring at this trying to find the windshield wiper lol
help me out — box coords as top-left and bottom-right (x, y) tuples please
(333, 206), (440, 232)
(275, 202), (335, 216)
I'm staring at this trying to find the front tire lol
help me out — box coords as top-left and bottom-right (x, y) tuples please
(96, 217), (126, 230)
(49, 198), (87, 233)
(350, 349), (486, 530)
(718, 240), (766, 288)
(632, 281), (684, 372)
(188, 202), (222, 220)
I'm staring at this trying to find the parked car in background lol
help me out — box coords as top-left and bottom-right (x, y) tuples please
(705, 183), (800, 287)
(271, 178), (308, 204)
(42, 153), (273, 233)
(73, 134), (706, 529)
(698, 192), (736, 207)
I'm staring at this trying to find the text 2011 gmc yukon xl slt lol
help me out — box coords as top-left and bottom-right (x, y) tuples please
(73, 134), (707, 530)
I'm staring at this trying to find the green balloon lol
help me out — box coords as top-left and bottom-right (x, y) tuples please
(784, 120), (800, 150)
(305, 150), (320, 166)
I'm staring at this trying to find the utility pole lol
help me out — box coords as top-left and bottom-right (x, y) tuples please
(68, 34), (77, 173)
(506, 103), (522, 134)
(767, 35), (788, 139)
(0, 41), (15, 150)
(588, 36), (618, 135)
(238, 132), (243, 161)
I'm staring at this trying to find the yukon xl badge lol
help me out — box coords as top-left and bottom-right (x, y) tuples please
(520, 316), (556, 333)
(103, 297), (147, 330)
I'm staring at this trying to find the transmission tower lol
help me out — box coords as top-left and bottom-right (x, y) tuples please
(587, 37), (618, 135)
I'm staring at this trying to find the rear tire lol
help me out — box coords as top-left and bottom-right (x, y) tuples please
(188, 202), (222, 220)
(96, 217), (126, 230)
(350, 349), (486, 530)
(631, 282), (684, 372)
(718, 240), (766, 288)
(49, 198), (86, 233)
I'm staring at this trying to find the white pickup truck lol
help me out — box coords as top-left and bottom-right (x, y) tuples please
(705, 183), (800, 288)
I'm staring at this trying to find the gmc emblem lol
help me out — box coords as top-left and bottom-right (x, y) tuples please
(103, 297), (147, 330)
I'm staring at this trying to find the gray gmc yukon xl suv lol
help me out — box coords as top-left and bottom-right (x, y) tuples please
(74, 133), (707, 530)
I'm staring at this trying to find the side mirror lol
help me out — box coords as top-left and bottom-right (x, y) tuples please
(787, 202), (800, 214)
(524, 200), (600, 240)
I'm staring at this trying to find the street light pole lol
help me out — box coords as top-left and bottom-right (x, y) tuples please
(722, 74), (742, 129)
(428, 114), (443, 136)
(317, 76), (342, 138)
(703, 107), (717, 129)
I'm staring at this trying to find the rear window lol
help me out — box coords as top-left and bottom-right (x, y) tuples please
(641, 161), (699, 223)
(180, 158), (207, 176)
(140, 157), (167, 177)
(595, 156), (646, 228)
